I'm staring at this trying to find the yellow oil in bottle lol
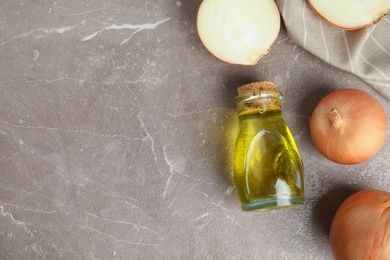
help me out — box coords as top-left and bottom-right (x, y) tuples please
(233, 82), (304, 211)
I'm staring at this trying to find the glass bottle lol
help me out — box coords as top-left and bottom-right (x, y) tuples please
(233, 81), (304, 211)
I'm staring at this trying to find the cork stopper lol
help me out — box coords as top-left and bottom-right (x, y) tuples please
(235, 81), (281, 115)
(237, 81), (276, 96)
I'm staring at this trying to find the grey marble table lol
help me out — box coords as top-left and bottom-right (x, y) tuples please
(1, 1), (389, 259)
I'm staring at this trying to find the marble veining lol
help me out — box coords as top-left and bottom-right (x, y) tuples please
(1, 1), (390, 259)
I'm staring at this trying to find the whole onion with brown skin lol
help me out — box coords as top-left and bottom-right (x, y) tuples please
(330, 190), (390, 259)
(310, 88), (387, 164)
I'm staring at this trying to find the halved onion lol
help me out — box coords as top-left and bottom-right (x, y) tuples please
(196, 0), (280, 65)
(308, 0), (390, 30)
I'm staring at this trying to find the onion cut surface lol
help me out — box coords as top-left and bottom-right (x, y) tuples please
(196, 0), (280, 65)
(308, 0), (390, 30)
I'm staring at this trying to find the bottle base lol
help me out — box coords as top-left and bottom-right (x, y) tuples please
(241, 197), (304, 212)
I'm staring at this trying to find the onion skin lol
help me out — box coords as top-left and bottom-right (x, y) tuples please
(310, 89), (387, 164)
(330, 190), (390, 260)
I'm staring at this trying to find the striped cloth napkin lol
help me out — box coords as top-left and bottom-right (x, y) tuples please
(275, 0), (390, 100)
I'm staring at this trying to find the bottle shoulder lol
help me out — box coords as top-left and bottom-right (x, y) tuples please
(236, 111), (292, 142)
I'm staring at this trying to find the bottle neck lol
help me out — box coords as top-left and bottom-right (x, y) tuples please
(234, 90), (282, 116)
